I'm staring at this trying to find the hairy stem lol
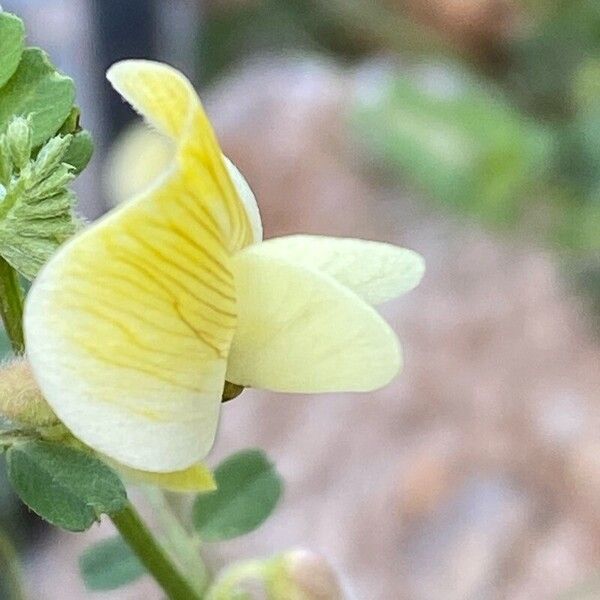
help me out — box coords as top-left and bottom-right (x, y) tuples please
(111, 502), (203, 600)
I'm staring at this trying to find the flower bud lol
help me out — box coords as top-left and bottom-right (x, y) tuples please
(32, 134), (71, 182)
(207, 550), (344, 600)
(206, 560), (267, 600)
(0, 134), (13, 185)
(267, 549), (345, 600)
(6, 116), (32, 170)
(0, 358), (59, 429)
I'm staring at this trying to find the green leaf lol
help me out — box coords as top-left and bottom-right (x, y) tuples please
(79, 536), (146, 591)
(193, 449), (283, 541)
(0, 131), (79, 280)
(6, 440), (127, 532)
(63, 130), (94, 173)
(0, 13), (25, 88)
(0, 48), (75, 147)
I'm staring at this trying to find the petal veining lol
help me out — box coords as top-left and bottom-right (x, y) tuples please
(24, 62), (256, 472)
(105, 123), (263, 242)
(107, 60), (254, 251)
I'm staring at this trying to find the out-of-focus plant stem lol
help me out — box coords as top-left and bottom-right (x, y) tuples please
(144, 487), (209, 595)
(111, 501), (203, 600)
(0, 257), (24, 354)
(0, 531), (26, 600)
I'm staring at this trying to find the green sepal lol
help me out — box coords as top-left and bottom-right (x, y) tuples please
(63, 130), (94, 173)
(193, 449), (283, 542)
(57, 108), (94, 173)
(6, 440), (127, 532)
(79, 536), (146, 591)
(0, 48), (75, 147)
(32, 134), (72, 180)
(58, 106), (81, 135)
(0, 12), (25, 88)
(5, 116), (32, 170)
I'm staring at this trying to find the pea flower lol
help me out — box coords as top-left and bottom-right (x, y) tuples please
(23, 61), (424, 475)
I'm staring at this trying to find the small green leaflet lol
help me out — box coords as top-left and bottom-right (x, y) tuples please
(0, 12), (25, 88)
(193, 449), (283, 541)
(58, 108), (94, 174)
(0, 48), (75, 147)
(63, 130), (94, 173)
(79, 536), (146, 591)
(6, 440), (127, 532)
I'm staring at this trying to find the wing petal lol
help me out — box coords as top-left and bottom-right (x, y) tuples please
(257, 235), (424, 304)
(226, 245), (401, 392)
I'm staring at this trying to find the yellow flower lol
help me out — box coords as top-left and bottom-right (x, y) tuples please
(23, 60), (424, 476)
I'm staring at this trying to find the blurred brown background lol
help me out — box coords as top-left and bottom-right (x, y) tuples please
(1, 1), (599, 599)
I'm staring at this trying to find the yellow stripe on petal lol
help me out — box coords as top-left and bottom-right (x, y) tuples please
(257, 235), (425, 304)
(119, 462), (217, 493)
(107, 60), (254, 251)
(226, 246), (401, 393)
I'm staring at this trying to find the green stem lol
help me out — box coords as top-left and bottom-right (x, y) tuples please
(0, 257), (24, 354)
(144, 487), (209, 594)
(0, 531), (26, 600)
(111, 502), (203, 600)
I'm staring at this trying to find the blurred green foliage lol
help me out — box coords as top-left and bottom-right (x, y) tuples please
(80, 536), (146, 591)
(199, 0), (599, 260)
(198, 0), (448, 84)
(353, 66), (553, 226)
(505, 0), (600, 120)
(192, 449), (283, 542)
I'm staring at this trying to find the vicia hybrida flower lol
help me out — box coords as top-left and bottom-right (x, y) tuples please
(24, 61), (424, 478)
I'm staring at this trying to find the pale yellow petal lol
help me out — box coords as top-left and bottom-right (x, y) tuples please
(226, 246), (401, 392)
(222, 156), (262, 242)
(257, 235), (425, 304)
(24, 68), (251, 472)
(118, 462), (217, 493)
(104, 124), (174, 206)
(106, 59), (192, 140)
(107, 60), (253, 250)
